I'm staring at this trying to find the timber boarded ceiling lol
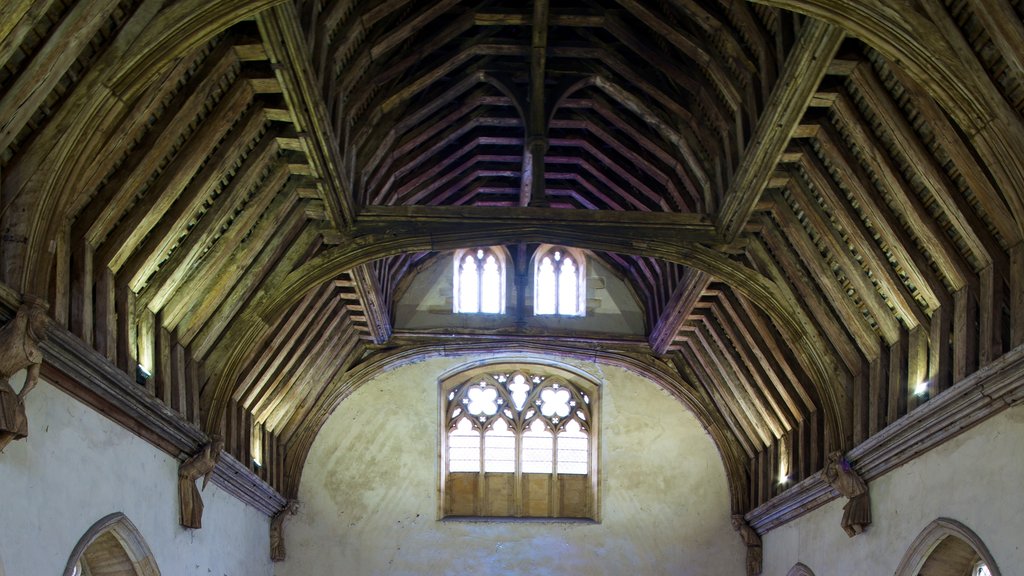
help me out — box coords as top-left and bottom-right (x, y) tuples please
(1, 0), (1022, 513)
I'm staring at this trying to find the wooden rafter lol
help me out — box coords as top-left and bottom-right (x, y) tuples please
(649, 268), (712, 355)
(716, 18), (844, 241)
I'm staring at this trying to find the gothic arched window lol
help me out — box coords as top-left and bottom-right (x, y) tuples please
(453, 247), (506, 314)
(533, 245), (585, 316)
(441, 364), (598, 519)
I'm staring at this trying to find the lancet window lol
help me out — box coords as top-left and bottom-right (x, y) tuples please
(452, 247), (506, 314)
(533, 246), (585, 316)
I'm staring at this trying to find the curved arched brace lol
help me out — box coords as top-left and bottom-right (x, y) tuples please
(19, 0), (289, 299)
(281, 342), (750, 512)
(479, 73), (527, 126)
(589, 74), (711, 197)
(63, 512), (160, 576)
(749, 0), (1024, 239)
(787, 562), (815, 576)
(894, 518), (1002, 576)
(206, 226), (847, 466)
(542, 74), (709, 201)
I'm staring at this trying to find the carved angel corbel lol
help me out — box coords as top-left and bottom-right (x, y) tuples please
(0, 295), (49, 452)
(822, 450), (871, 537)
(178, 436), (224, 528)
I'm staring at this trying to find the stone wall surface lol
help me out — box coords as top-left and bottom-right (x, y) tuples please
(762, 402), (1024, 575)
(0, 373), (272, 576)
(280, 355), (744, 576)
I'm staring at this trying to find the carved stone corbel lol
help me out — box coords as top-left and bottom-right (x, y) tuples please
(270, 499), (300, 561)
(0, 295), (49, 452)
(732, 514), (763, 576)
(822, 450), (871, 537)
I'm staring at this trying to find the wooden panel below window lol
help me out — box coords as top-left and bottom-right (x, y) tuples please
(522, 473), (552, 516)
(483, 473), (514, 516)
(559, 474), (590, 518)
(446, 472), (478, 516)
(445, 472), (592, 518)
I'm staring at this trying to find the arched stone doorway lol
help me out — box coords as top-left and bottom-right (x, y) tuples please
(63, 513), (160, 576)
(787, 562), (815, 576)
(895, 518), (1001, 576)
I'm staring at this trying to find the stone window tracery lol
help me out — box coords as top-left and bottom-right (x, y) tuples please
(441, 364), (597, 519)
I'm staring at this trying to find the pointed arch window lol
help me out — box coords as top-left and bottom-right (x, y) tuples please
(453, 247), (506, 314)
(441, 365), (598, 519)
(533, 246), (585, 316)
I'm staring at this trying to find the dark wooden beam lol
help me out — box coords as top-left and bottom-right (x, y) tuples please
(649, 268), (712, 355)
(356, 204), (719, 244)
(521, 0), (550, 207)
(716, 18), (843, 241)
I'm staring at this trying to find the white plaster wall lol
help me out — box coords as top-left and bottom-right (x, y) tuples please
(280, 356), (744, 576)
(762, 402), (1024, 575)
(0, 373), (272, 576)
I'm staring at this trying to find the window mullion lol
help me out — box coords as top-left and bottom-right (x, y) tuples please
(476, 253), (484, 313)
(476, 424), (485, 516)
(552, 431), (560, 517)
(513, 426), (523, 517)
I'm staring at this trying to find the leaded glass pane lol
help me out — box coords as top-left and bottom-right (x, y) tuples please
(458, 255), (479, 313)
(540, 387), (571, 418)
(536, 256), (556, 314)
(484, 419), (515, 473)
(448, 418), (480, 472)
(480, 254), (501, 313)
(467, 384), (498, 416)
(558, 256), (578, 314)
(509, 374), (530, 411)
(557, 419), (589, 475)
(521, 419), (553, 473)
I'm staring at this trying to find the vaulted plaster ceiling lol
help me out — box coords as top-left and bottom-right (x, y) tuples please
(1, 0), (1022, 514)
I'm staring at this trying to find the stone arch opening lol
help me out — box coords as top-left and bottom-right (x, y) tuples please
(63, 513), (160, 576)
(787, 562), (815, 576)
(895, 518), (1001, 576)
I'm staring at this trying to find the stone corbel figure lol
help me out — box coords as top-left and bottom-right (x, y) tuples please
(822, 450), (871, 537)
(178, 435), (224, 529)
(270, 500), (300, 561)
(0, 296), (49, 452)
(731, 514), (762, 576)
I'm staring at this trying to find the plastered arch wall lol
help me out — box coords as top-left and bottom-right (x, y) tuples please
(280, 354), (744, 576)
